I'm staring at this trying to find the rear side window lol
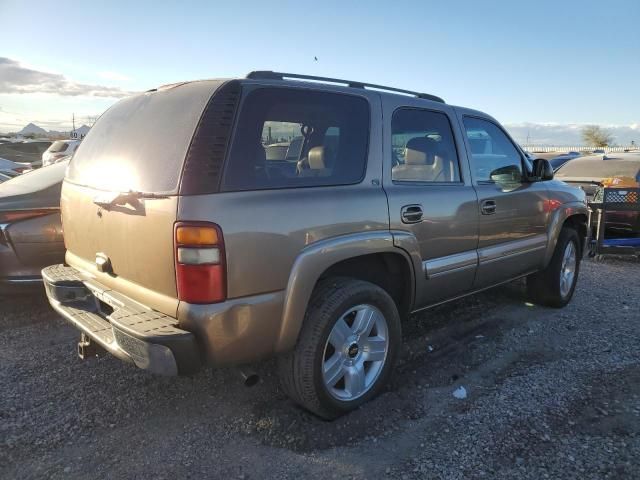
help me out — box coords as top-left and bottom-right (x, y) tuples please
(391, 108), (461, 183)
(223, 88), (369, 191)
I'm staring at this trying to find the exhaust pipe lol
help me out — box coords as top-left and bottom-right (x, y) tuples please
(238, 367), (259, 387)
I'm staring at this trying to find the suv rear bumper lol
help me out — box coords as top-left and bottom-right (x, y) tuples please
(42, 264), (202, 375)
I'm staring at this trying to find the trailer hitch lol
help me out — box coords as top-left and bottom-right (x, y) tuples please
(77, 333), (104, 359)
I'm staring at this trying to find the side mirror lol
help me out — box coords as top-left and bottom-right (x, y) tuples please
(490, 164), (522, 183)
(532, 158), (554, 181)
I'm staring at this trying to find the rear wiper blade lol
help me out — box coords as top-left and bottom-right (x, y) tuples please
(124, 190), (170, 199)
(93, 190), (169, 208)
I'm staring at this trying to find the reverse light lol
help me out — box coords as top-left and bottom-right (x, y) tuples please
(177, 247), (220, 264)
(175, 223), (226, 304)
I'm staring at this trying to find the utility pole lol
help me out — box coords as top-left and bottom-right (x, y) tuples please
(72, 113), (76, 132)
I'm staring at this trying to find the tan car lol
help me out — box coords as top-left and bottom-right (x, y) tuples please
(43, 72), (587, 418)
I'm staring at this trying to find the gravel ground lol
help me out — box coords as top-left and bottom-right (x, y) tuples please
(1, 256), (639, 479)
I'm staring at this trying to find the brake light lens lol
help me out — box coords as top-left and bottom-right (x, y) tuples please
(175, 223), (226, 304)
(0, 209), (56, 223)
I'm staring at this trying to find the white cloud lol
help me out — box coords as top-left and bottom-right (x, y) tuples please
(0, 57), (135, 98)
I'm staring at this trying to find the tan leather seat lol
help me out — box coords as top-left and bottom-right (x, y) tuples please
(299, 146), (331, 177)
(392, 137), (446, 182)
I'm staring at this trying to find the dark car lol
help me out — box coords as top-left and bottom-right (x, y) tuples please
(555, 152), (640, 237)
(0, 161), (67, 291)
(549, 151), (582, 171)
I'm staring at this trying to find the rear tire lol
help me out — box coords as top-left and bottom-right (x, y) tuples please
(527, 227), (581, 308)
(278, 277), (401, 419)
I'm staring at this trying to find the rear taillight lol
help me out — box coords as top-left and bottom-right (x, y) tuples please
(174, 222), (226, 304)
(0, 209), (57, 245)
(0, 209), (56, 223)
(13, 167), (29, 174)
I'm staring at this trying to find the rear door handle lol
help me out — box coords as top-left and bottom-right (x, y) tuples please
(481, 199), (497, 215)
(401, 204), (423, 224)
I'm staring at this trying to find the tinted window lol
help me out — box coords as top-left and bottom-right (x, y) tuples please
(391, 109), (461, 182)
(463, 117), (523, 183)
(223, 88), (369, 191)
(67, 81), (222, 193)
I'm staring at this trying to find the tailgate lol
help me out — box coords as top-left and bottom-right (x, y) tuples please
(62, 182), (179, 316)
(60, 80), (226, 316)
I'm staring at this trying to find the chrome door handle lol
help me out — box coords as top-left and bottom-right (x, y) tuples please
(481, 200), (496, 215)
(401, 204), (423, 224)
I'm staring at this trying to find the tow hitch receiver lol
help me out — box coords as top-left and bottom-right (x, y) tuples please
(77, 333), (103, 359)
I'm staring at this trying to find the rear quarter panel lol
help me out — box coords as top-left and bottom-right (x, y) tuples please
(178, 180), (389, 299)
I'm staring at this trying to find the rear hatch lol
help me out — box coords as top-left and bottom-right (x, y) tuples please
(61, 80), (226, 316)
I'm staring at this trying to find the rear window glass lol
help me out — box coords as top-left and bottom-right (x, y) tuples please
(223, 88), (369, 191)
(49, 141), (70, 153)
(555, 157), (640, 179)
(66, 81), (222, 193)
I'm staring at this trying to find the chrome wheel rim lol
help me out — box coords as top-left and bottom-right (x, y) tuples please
(322, 304), (389, 401)
(560, 241), (577, 298)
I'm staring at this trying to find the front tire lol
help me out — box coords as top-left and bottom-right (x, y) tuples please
(278, 277), (401, 419)
(527, 227), (581, 307)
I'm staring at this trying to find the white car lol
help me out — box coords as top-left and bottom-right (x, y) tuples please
(0, 156), (31, 176)
(42, 140), (80, 167)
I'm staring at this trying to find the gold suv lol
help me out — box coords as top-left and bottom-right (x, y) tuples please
(43, 72), (587, 418)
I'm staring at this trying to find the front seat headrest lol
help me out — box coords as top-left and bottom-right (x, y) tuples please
(308, 146), (326, 169)
(405, 137), (440, 165)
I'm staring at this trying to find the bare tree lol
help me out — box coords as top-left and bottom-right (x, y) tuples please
(581, 125), (613, 147)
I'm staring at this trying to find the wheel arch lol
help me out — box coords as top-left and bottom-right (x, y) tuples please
(544, 202), (588, 266)
(275, 231), (415, 353)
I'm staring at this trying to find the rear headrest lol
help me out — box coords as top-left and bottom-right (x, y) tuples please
(308, 146), (325, 169)
(405, 137), (440, 165)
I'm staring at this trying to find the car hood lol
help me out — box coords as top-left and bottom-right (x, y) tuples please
(0, 161), (67, 210)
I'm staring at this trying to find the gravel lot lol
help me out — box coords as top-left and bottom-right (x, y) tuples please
(1, 256), (639, 479)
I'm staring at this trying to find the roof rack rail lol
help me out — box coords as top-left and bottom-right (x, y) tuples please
(246, 71), (445, 103)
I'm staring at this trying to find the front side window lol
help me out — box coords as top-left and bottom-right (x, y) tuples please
(391, 109), (461, 183)
(223, 88), (370, 191)
(463, 117), (523, 183)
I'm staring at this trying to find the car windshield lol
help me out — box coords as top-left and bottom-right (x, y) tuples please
(555, 157), (640, 179)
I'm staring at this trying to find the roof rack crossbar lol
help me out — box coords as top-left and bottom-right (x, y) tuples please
(246, 71), (445, 103)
